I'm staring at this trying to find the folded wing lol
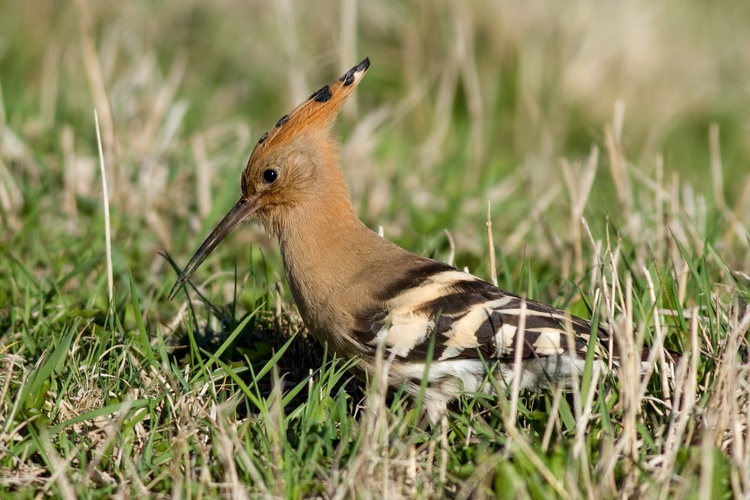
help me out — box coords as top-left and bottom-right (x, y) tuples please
(358, 261), (613, 367)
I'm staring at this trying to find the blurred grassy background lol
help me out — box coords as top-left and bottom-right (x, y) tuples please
(2, 0), (750, 496)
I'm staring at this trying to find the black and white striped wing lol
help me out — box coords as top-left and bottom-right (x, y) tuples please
(362, 262), (611, 386)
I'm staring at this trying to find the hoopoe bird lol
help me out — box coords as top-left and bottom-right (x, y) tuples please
(170, 58), (649, 423)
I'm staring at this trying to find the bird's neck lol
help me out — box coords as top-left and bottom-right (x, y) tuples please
(277, 187), (379, 291)
(272, 180), (385, 336)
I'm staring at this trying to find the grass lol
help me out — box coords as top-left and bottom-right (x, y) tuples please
(2, 0), (750, 497)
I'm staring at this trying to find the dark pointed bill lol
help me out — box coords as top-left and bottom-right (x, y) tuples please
(168, 196), (260, 300)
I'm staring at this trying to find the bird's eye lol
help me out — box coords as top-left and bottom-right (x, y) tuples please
(262, 169), (278, 184)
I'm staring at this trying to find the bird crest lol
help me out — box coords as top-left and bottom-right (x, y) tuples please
(249, 58), (370, 158)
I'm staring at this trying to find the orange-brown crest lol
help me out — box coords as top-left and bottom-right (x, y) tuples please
(249, 57), (370, 160)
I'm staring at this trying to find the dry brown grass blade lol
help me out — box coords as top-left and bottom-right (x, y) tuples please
(94, 110), (114, 306)
(486, 200), (498, 287)
(39, 431), (77, 500)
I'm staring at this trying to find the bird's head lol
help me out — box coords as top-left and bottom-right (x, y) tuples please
(168, 57), (370, 299)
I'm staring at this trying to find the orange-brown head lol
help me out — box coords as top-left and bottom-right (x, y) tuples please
(168, 58), (370, 299)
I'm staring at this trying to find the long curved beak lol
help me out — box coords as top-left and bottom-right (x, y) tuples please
(168, 195), (260, 300)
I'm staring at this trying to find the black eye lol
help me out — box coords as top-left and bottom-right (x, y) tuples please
(262, 169), (278, 184)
